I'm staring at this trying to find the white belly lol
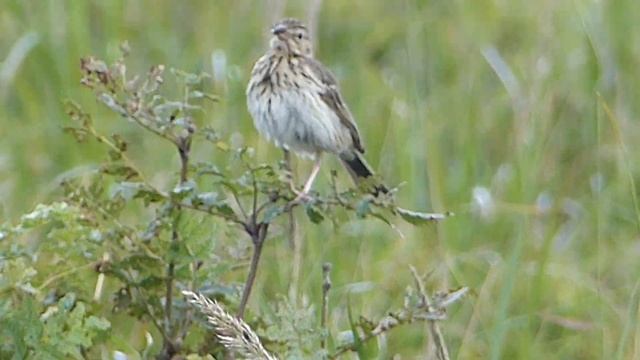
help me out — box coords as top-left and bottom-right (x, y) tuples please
(247, 87), (351, 158)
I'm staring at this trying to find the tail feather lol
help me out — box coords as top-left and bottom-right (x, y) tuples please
(339, 152), (388, 195)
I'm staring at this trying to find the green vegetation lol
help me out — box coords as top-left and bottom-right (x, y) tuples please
(1, 0), (639, 358)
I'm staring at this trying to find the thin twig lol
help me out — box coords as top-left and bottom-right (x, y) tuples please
(237, 222), (269, 319)
(162, 135), (192, 358)
(321, 262), (332, 354)
(179, 201), (244, 225)
(37, 262), (96, 291)
(410, 266), (450, 360)
(86, 124), (165, 196)
(251, 168), (259, 225)
(329, 268), (465, 359)
(223, 182), (249, 221)
(123, 268), (171, 345)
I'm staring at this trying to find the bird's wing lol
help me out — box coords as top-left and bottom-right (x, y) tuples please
(304, 57), (365, 153)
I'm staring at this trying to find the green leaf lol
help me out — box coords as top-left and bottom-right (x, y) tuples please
(262, 205), (284, 224)
(64, 99), (92, 127)
(110, 181), (162, 203)
(172, 180), (197, 199)
(193, 192), (219, 207)
(189, 90), (219, 102)
(111, 134), (128, 152)
(84, 315), (111, 332)
(305, 203), (324, 224)
(199, 127), (221, 143)
(2, 297), (42, 358)
(356, 198), (372, 218)
(215, 140), (230, 152)
(58, 293), (77, 312)
(139, 275), (165, 289)
(19, 202), (79, 229)
(213, 201), (235, 217)
(110, 181), (142, 200)
(171, 69), (207, 85)
(396, 207), (451, 226)
(107, 149), (122, 161)
(101, 163), (139, 179)
(63, 127), (89, 142)
(192, 162), (223, 177)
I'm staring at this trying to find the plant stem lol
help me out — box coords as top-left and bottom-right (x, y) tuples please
(410, 266), (450, 360)
(161, 136), (191, 358)
(321, 262), (332, 354)
(237, 222), (269, 319)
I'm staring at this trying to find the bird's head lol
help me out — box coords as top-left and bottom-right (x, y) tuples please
(269, 18), (313, 57)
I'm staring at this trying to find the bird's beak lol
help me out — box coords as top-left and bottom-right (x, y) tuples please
(271, 24), (287, 36)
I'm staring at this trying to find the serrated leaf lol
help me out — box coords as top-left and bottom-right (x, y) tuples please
(262, 205), (284, 224)
(433, 287), (469, 309)
(172, 69), (211, 85)
(101, 163), (139, 179)
(356, 198), (372, 218)
(189, 90), (205, 99)
(213, 201), (235, 217)
(138, 275), (164, 288)
(189, 90), (218, 101)
(107, 149), (122, 161)
(58, 293), (77, 312)
(192, 162), (223, 177)
(116, 253), (163, 270)
(199, 127), (220, 143)
(153, 101), (183, 118)
(176, 71), (200, 85)
(194, 192), (220, 207)
(98, 93), (126, 115)
(19, 202), (82, 231)
(111, 134), (128, 152)
(84, 316), (111, 332)
(305, 203), (324, 224)
(172, 180), (197, 198)
(64, 99), (92, 127)
(63, 127), (89, 142)
(110, 182), (143, 200)
(5, 297), (42, 358)
(396, 207), (451, 225)
(215, 140), (229, 151)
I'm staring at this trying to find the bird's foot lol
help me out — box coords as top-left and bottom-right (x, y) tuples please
(292, 188), (313, 203)
(288, 180), (311, 203)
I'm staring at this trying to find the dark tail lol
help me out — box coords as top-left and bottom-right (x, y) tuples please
(339, 151), (388, 195)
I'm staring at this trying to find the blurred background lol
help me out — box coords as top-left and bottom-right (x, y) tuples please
(2, 0), (640, 358)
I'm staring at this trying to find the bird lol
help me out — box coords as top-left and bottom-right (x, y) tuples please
(246, 18), (387, 201)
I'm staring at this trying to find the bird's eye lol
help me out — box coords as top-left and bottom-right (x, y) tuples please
(297, 33), (303, 39)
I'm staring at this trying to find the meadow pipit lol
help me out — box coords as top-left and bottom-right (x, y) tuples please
(246, 18), (386, 200)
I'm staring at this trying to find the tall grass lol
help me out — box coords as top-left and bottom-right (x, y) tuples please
(1, 0), (639, 357)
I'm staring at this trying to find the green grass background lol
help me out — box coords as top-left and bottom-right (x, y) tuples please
(2, 0), (640, 358)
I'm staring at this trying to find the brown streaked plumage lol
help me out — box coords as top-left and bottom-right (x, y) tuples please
(246, 18), (386, 199)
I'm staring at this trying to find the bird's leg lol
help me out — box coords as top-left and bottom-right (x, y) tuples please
(302, 157), (322, 194)
(293, 155), (322, 202)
